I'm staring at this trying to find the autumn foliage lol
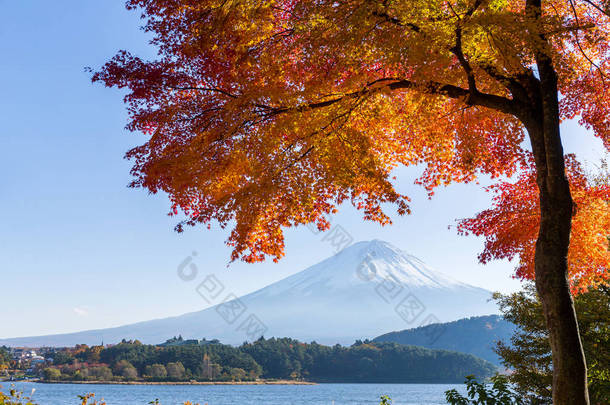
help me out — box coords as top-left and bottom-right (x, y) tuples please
(458, 155), (610, 294)
(93, 0), (610, 271)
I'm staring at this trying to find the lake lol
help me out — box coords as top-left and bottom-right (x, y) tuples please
(4, 382), (467, 405)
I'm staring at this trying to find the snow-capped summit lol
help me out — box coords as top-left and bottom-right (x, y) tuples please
(0, 240), (498, 347)
(250, 240), (470, 297)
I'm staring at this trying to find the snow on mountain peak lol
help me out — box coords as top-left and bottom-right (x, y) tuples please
(344, 239), (467, 289)
(254, 240), (470, 298)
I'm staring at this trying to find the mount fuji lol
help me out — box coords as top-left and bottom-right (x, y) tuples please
(0, 240), (498, 347)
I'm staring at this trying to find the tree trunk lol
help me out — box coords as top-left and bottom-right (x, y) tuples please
(521, 1), (590, 402)
(533, 155), (589, 405)
(523, 60), (590, 405)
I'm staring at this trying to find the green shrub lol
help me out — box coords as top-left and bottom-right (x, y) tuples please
(42, 368), (61, 381)
(379, 395), (392, 405)
(445, 375), (524, 405)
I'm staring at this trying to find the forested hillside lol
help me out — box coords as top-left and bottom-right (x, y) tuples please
(43, 337), (496, 383)
(373, 315), (516, 365)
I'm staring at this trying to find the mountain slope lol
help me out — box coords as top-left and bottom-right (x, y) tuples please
(0, 240), (499, 347)
(373, 315), (516, 365)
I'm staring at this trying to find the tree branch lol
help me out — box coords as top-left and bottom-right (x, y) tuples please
(580, 0), (610, 18)
(371, 10), (421, 32)
(169, 86), (238, 98)
(259, 78), (518, 117)
(449, 0), (483, 101)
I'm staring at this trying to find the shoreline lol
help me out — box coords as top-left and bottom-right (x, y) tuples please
(35, 380), (316, 386)
(5, 379), (473, 385)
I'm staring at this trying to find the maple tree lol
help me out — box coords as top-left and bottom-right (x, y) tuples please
(93, 0), (610, 403)
(458, 155), (610, 294)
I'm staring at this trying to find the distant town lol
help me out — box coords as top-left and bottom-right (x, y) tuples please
(1, 346), (48, 380)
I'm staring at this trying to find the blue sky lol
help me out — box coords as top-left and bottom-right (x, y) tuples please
(0, 1), (605, 339)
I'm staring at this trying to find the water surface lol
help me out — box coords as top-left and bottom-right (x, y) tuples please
(5, 382), (466, 405)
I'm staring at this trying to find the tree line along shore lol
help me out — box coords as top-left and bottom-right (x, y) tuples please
(3, 337), (495, 384)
